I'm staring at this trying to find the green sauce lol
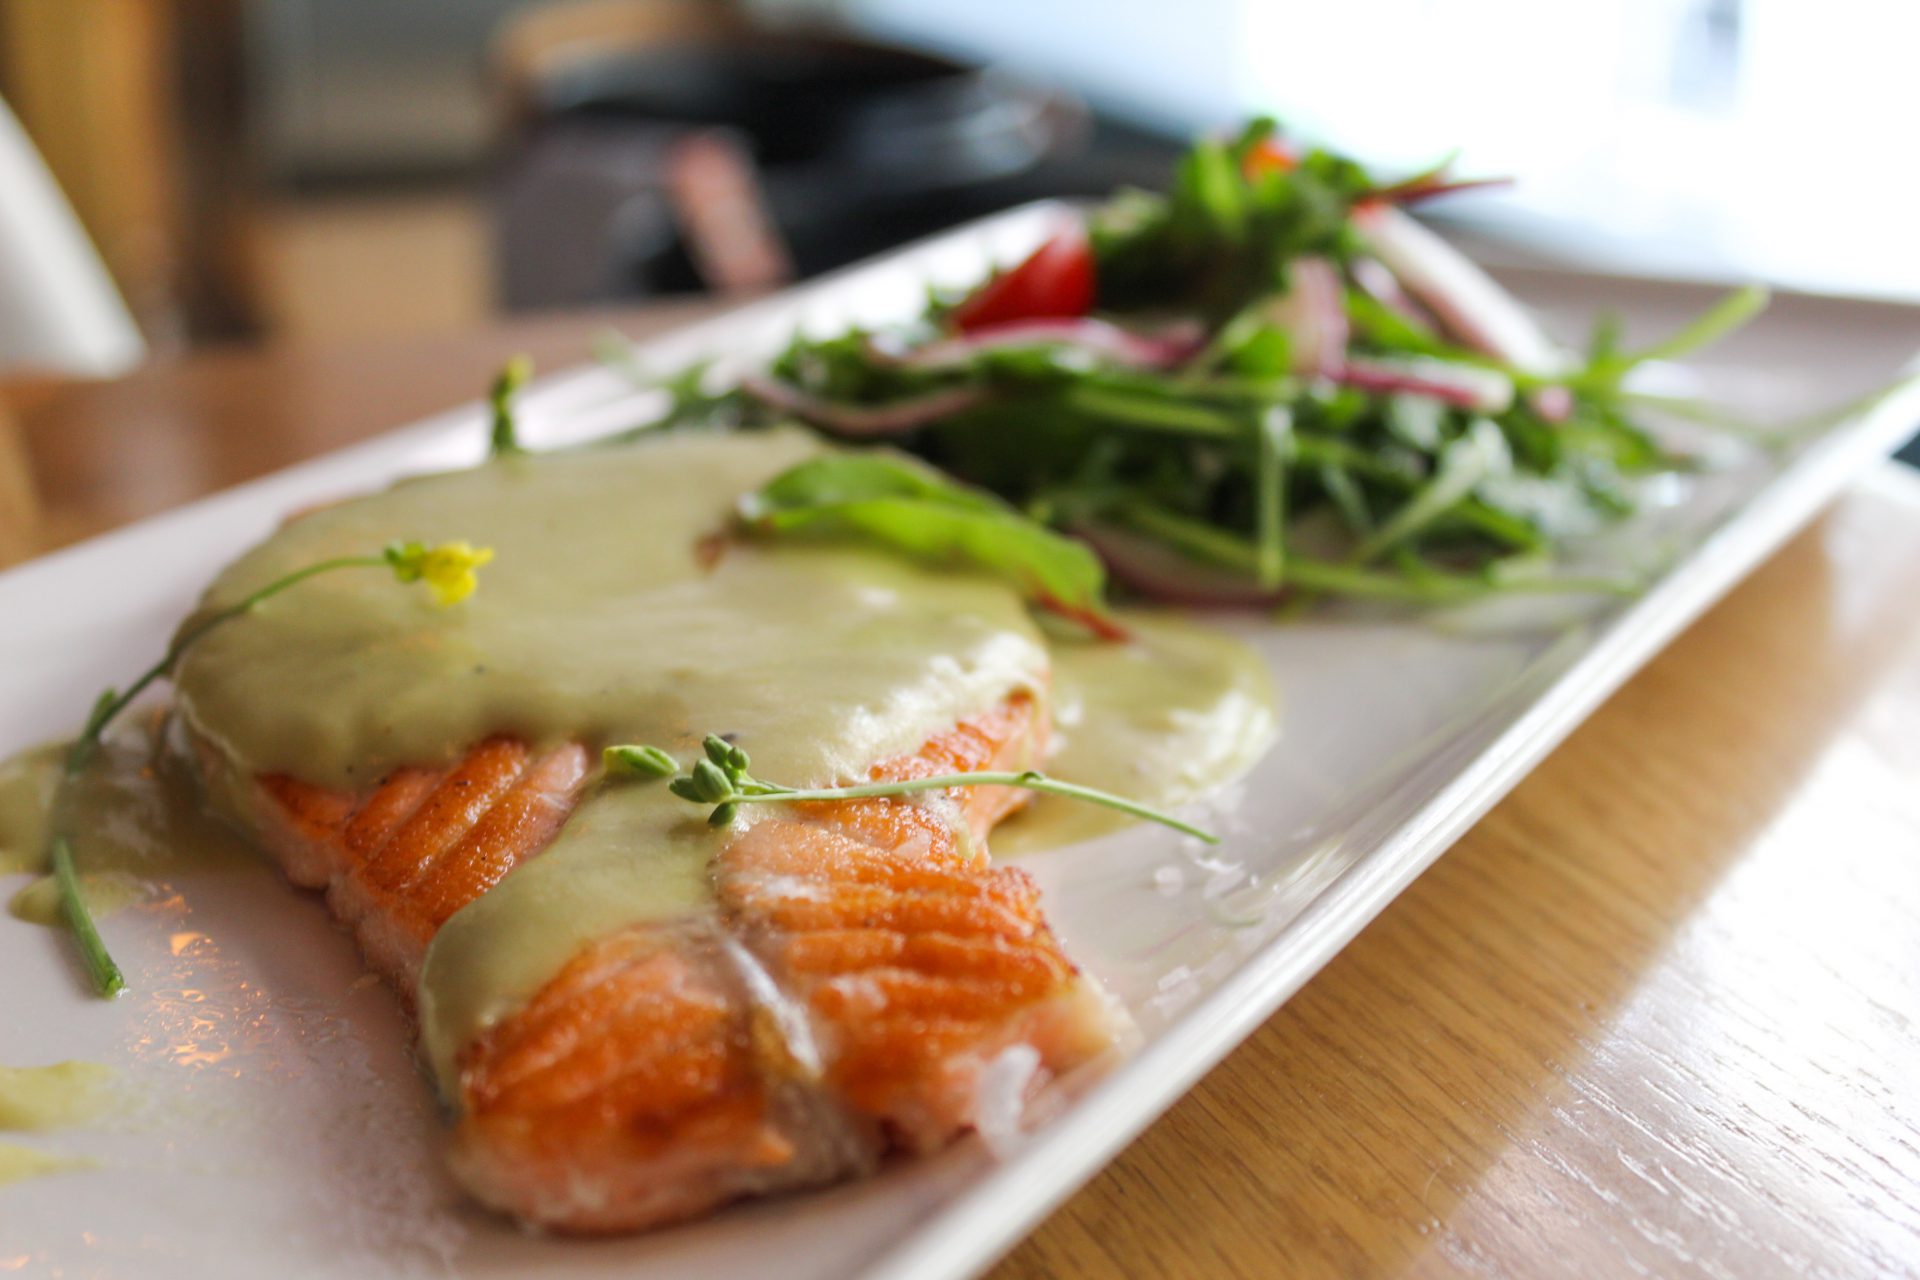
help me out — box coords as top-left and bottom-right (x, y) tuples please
(0, 1062), (117, 1131)
(0, 722), (255, 908)
(0, 1141), (90, 1186)
(998, 613), (1276, 853)
(159, 430), (1277, 1096)
(8, 870), (146, 927)
(0, 1062), (118, 1185)
(172, 432), (1052, 1090)
(0, 745), (59, 875)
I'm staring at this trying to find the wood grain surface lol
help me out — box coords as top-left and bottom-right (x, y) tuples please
(992, 472), (1920, 1279)
(7, 310), (1919, 1279)
(0, 303), (711, 558)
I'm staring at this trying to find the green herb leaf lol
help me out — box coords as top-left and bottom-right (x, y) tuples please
(1253, 406), (1291, 588)
(489, 354), (534, 457)
(739, 454), (1115, 624)
(1175, 140), (1249, 245)
(747, 453), (1005, 513)
(1351, 418), (1510, 564)
(603, 744), (679, 778)
(1627, 285), (1769, 366)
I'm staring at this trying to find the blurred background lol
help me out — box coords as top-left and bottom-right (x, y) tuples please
(4, 0), (1917, 359)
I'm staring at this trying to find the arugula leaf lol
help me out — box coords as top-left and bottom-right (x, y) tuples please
(738, 453), (1116, 625)
(1253, 407), (1291, 588)
(1627, 284), (1769, 366)
(746, 452), (1006, 512)
(1560, 285), (1770, 396)
(1174, 139), (1250, 246)
(1093, 117), (1376, 319)
(1351, 417), (1511, 564)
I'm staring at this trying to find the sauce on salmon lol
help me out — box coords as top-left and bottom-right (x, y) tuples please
(168, 431), (1270, 1093)
(15, 429), (1274, 1228)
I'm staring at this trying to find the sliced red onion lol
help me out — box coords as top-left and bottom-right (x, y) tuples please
(1350, 256), (1440, 331)
(869, 318), (1205, 372)
(1365, 175), (1514, 207)
(1075, 522), (1286, 609)
(1264, 256), (1347, 376)
(1327, 355), (1515, 414)
(740, 374), (990, 437)
(1528, 384), (1575, 423)
(1354, 205), (1566, 376)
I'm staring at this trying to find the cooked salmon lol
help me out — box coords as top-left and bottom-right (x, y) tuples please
(221, 690), (1124, 1232)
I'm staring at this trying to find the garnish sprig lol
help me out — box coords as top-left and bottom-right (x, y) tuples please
(50, 538), (494, 997)
(489, 354), (533, 456)
(605, 735), (1220, 843)
(50, 836), (123, 998)
(733, 452), (1127, 641)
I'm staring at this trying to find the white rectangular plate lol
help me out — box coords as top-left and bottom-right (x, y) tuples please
(4, 205), (1919, 1280)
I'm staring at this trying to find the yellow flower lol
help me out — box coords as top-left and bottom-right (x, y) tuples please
(383, 539), (494, 606)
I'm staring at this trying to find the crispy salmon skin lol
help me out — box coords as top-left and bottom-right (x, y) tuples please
(218, 690), (1124, 1232)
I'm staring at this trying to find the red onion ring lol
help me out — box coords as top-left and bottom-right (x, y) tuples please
(1268, 256), (1348, 376)
(1353, 205), (1565, 376)
(740, 375), (990, 437)
(1326, 356), (1515, 414)
(1075, 522), (1286, 609)
(869, 318), (1206, 372)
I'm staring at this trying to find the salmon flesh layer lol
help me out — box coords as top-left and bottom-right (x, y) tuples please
(227, 692), (1123, 1232)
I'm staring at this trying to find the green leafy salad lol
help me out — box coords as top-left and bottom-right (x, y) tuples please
(592, 118), (1767, 634)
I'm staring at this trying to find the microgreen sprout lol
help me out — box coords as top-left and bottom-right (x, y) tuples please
(51, 539), (494, 997)
(602, 744), (680, 779)
(489, 354), (533, 457)
(609, 734), (1219, 843)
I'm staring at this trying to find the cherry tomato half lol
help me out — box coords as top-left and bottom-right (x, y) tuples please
(950, 229), (1095, 332)
(1241, 139), (1297, 179)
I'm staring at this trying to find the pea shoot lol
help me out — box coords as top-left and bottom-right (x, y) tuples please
(489, 354), (533, 457)
(605, 735), (1220, 844)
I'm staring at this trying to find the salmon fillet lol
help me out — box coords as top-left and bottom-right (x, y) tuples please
(224, 691), (1124, 1232)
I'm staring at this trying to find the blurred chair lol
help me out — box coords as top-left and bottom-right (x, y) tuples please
(492, 0), (792, 306)
(493, 0), (747, 126)
(488, 0), (1087, 309)
(0, 96), (144, 564)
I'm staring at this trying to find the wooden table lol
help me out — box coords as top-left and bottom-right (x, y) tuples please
(9, 310), (1920, 1278)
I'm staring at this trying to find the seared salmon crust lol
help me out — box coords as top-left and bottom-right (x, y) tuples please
(233, 691), (1122, 1232)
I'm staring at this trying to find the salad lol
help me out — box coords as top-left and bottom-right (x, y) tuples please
(591, 119), (1765, 631)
